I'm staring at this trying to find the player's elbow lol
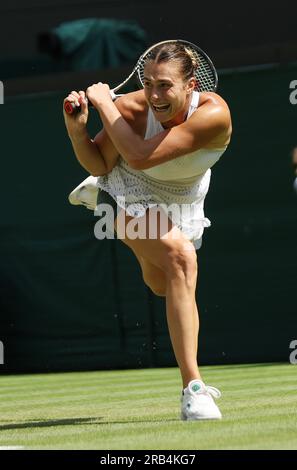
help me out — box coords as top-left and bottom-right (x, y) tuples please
(89, 163), (109, 176)
(90, 170), (107, 177)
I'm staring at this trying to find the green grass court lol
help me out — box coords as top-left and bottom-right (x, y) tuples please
(0, 363), (296, 450)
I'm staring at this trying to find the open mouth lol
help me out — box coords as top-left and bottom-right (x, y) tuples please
(151, 103), (170, 113)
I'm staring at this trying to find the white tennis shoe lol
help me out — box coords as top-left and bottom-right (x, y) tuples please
(68, 175), (99, 210)
(181, 379), (222, 421)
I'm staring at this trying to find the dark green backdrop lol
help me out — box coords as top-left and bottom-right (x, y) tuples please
(1, 64), (296, 372)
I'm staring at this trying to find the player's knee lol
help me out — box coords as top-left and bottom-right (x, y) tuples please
(164, 241), (197, 283)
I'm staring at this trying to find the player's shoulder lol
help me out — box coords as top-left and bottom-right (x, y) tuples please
(199, 91), (230, 113)
(190, 91), (231, 129)
(188, 91), (232, 143)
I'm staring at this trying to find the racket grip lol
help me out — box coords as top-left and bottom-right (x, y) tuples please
(64, 100), (92, 115)
(64, 91), (123, 114)
(64, 101), (78, 115)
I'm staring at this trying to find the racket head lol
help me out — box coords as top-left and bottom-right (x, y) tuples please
(134, 39), (218, 93)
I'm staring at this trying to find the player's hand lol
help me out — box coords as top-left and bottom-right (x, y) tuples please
(63, 90), (89, 138)
(86, 82), (112, 108)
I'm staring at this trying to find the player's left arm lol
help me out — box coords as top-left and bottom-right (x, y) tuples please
(130, 103), (231, 170)
(87, 83), (231, 170)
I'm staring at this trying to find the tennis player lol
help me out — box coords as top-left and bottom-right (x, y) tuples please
(64, 42), (232, 420)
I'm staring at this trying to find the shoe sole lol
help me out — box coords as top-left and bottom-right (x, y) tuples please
(181, 412), (222, 421)
(68, 186), (99, 210)
(68, 176), (98, 206)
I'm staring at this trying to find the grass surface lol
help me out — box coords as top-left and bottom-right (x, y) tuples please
(0, 363), (297, 450)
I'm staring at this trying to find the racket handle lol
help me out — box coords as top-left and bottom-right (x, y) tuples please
(64, 100), (92, 115)
(64, 91), (124, 115)
(64, 101), (77, 114)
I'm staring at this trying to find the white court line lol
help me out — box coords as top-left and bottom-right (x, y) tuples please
(0, 446), (25, 450)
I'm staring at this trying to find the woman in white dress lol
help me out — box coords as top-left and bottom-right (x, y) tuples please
(63, 43), (232, 420)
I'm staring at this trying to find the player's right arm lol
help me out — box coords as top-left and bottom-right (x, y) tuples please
(63, 90), (119, 176)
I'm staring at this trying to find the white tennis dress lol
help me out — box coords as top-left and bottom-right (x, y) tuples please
(69, 91), (228, 248)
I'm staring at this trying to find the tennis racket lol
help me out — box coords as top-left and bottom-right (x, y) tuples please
(64, 39), (218, 115)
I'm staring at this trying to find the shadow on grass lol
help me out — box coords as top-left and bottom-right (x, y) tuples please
(0, 418), (101, 431)
(0, 417), (178, 431)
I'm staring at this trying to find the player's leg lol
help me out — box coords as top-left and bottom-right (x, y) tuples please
(128, 245), (167, 297)
(130, 242), (200, 362)
(115, 205), (201, 387)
